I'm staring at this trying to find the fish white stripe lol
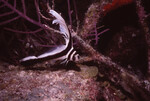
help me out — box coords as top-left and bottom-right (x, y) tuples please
(65, 47), (74, 59)
(74, 54), (79, 61)
(69, 51), (76, 61)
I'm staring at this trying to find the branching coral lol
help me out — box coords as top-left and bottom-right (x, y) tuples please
(0, 0), (61, 34)
(0, 0), (64, 63)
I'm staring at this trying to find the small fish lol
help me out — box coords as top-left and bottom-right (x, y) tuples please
(20, 10), (79, 65)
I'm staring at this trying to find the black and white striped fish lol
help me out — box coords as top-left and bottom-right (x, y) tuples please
(20, 10), (79, 65)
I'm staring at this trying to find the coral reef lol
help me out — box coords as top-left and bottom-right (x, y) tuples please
(0, 0), (150, 100)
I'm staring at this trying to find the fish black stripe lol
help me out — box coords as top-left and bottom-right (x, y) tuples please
(70, 50), (76, 61)
(67, 48), (76, 61)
